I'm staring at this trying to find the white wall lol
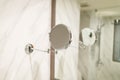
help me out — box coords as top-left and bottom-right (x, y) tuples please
(96, 17), (120, 80)
(78, 11), (90, 80)
(0, 0), (51, 80)
(89, 13), (120, 80)
(79, 11), (120, 80)
(55, 0), (80, 80)
(0, 0), (80, 80)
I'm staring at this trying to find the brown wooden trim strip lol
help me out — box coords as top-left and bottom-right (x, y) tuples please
(51, 0), (56, 27)
(50, 0), (56, 80)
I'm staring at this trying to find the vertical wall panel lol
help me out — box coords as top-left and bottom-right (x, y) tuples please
(87, 14), (120, 80)
(78, 11), (120, 80)
(55, 0), (80, 80)
(0, 0), (80, 80)
(96, 18), (120, 80)
(78, 11), (90, 80)
(0, 0), (51, 80)
(113, 22), (120, 62)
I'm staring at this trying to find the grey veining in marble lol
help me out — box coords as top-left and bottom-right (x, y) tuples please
(55, 0), (80, 80)
(0, 0), (80, 80)
(0, 0), (51, 80)
(79, 11), (120, 80)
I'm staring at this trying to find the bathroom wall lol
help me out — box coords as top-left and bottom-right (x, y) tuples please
(55, 0), (80, 80)
(89, 12), (120, 80)
(0, 0), (51, 80)
(78, 11), (90, 80)
(80, 11), (120, 80)
(96, 17), (120, 80)
(0, 0), (80, 80)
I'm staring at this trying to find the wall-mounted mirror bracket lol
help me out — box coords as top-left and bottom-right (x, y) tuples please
(25, 44), (58, 54)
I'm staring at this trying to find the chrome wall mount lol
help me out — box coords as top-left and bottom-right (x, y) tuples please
(25, 43), (59, 54)
(25, 44), (34, 54)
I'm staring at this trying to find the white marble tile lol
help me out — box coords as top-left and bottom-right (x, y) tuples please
(96, 18), (120, 80)
(80, 11), (120, 80)
(55, 0), (80, 80)
(0, 0), (51, 80)
(0, 0), (80, 80)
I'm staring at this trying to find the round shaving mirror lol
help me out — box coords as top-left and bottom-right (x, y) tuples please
(50, 24), (72, 50)
(81, 28), (96, 46)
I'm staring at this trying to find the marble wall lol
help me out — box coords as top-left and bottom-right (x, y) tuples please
(96, 17), (120, 80)
(0, 0), (80, 80)
(55, 0), (80, 80)
(78, 11), (90, 80)
(0, 0), (51, 80)
(88, 13), (120, 80)
(79, 11), (120, 80)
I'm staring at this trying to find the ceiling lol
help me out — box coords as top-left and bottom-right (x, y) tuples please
(80, 0), (120, 17)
